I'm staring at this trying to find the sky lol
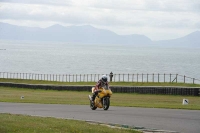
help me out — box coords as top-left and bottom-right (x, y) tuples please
(0, 0), (200, 40)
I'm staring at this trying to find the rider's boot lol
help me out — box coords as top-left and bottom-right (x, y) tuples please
(91, 93), (96, 103)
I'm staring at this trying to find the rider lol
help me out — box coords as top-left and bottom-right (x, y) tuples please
(91, 75), (109, 102)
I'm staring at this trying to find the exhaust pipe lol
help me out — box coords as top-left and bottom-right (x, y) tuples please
(88, 95), (92, 101)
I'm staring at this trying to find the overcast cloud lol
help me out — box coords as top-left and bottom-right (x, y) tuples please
(0, 0), (200, 40)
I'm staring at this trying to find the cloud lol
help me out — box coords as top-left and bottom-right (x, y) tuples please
(0, 0), (200, 40)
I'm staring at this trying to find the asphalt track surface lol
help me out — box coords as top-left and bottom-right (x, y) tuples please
(0, 102), (200, 133)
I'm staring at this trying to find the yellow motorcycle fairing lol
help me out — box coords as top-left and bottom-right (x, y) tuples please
(92, 87), (112, 108)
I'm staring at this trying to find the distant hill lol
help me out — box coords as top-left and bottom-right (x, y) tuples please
(0, 22), (199, 47)
(153, 31), (200, 47)
(0, 22), (151, 45)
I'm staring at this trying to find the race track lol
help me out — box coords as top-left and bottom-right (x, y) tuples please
(0, 102), (200, 133)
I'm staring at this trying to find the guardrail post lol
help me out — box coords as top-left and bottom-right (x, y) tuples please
(164, 73), (165, 83)
(142, 73), (143, 82)
(128, 74), (129, 82)
(87, 74), (88, 82)
(153, 73), (154, 82)
(184, 75), (185, 83)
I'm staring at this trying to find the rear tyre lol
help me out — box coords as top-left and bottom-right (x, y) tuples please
(103, 97), (110, 110)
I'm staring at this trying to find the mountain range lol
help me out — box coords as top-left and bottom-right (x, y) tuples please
(0, 22), (199, 46)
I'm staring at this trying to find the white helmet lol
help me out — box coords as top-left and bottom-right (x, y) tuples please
(101, 75), (107, 83)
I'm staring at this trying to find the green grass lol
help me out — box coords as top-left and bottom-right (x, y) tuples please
(0, 78), (200, 87)
(1, 79), (199, 133)
(0, 113), (139, 133)
(0, 86), (200, 110)
(1, 78), (200, 87)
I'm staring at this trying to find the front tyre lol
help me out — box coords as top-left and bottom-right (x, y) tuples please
(103, 97), (110, 110)
(90, 100), (97, 110)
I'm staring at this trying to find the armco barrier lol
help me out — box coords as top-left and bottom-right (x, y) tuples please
(0, 82), (199, 96)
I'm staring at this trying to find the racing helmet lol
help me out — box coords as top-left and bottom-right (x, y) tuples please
(101, 75), (107, 83)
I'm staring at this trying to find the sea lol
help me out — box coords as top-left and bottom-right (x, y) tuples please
(0, 40), (200, 83)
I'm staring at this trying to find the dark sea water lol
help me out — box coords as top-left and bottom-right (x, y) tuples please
(0, 40), (200, 82)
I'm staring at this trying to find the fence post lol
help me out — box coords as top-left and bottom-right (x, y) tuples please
(147, 73), (148, 83)
(132, 74), (134, 82)
(80, 74), (85, 82)
(119, 74), (120, 82)
(137, 73), (138, 82)
(123, 74), (124, 82)
(94, 74), (96, 82)
(87, 74), (88, 82)
(184, 75), (185, 83)
(158, 73), (159, 83)
(164, 73), (165, 83)
(170, 73), (171, 82)
(62, 74), (64, 82)
(153, 73), (154, 82)
(128, 74), (129, 82)
(142, 73), (143, 83)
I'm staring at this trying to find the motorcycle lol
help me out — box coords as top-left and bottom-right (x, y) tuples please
(88, 85), (112, 110)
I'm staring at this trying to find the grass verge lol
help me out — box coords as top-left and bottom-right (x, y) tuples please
(0, 78), (200, 87)
(0, 113), (139, 133)
(0, 86), (200, 110)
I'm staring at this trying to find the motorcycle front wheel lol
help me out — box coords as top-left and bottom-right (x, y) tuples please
(90, 100), (97, 110)
(103, 97), (110, 110)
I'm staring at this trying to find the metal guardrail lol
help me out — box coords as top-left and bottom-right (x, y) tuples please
(0, 72), (199, 84)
